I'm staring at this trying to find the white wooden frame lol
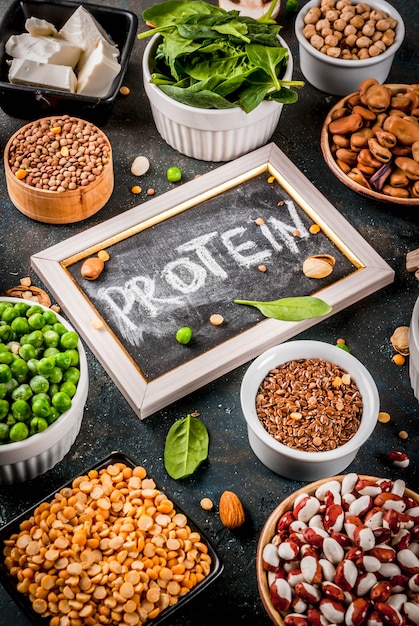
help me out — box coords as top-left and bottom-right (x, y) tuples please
(31, 143), (394, 418)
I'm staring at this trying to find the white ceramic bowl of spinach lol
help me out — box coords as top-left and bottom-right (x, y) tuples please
(140, 0), (301, 161)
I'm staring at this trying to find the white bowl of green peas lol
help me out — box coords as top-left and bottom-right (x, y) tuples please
(0, 297), (88, 485)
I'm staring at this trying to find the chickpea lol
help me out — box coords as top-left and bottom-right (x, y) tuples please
(310, 33), (325, 49)
(326, 46), (342, 57)
(325, 9), (340, 20)
(334, 18), (348, 31)
(325, 34), (340, 47)
(303, 23), (316, 38)
(382, 29), (396, 46)
(350, 15), (364, 29)
(343, 23), (357, 36)
(316, 18), (331, 31)
(356, 35), (372, 48)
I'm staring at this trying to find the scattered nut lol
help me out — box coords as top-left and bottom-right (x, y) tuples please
(131, 156), (150, 177)
(303, 254), (336, 278)
(378, 411), (391, 423)
(91, 318), (104, 330)
(97, 249), (110, 262)
(390, 326), (410, 356)
(20, 276), (32, 287)
(80, 257), (105, 281)
(219, 491), (245, 529)
(200, 498), (214, 511)
(3, 285), (51, 307)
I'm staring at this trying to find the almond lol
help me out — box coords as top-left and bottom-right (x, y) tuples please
(219, 490), (245, 529)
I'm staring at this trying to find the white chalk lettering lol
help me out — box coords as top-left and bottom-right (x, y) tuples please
(265, 201), (309, 254)
(162, 258), (207, 294)
(220, 226), (271, 268)
(176, 233), (228, 279)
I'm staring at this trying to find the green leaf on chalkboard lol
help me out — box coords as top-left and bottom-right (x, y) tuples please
(233, 296), (332, 321)
(164, 414), (209, 480)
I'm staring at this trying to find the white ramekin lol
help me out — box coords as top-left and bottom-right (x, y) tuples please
(240, 340), (379, 481)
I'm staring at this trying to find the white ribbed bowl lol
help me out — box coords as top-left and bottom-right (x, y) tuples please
(142, 33), (293, 162)
(240, 340), (379, 481)
(409, 295), (419, 402)
(0, 298), (88, 485)
(295, 0), (405, 96)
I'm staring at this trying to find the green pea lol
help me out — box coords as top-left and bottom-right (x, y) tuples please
(11, 316), (29, 335)
(26, 330), (44, 348)
(63, 367), (80, 385)
(31, 395), (51, 418)
(336, 343), (350, 352)
(9, 421), (29, 442)
(14, 302), (30, 316)
(43, 330), (60, 348)
(52, 391), (72, 413)
(65, 349), (79, 367)
(19, 343), (37, 361)
(11, 399), (31, 421)
(43, 347), (60, 358)
(0, 422), (10, 441)
(26, 305), (44, 316)
(0, 350), (13, 365)
(52, 322), (67, 336)
(30, 375), (49, 394)
(167, 166), (182, 182)
(10, 357), (29, 379)
(0, 325), (12, 342)
(0, 383), (7, 400)
(1, 306), (19, 323)
(12, 384), (32, 402)
(0, 399), (9, 420)
(28, 313), (46, 330)
(60, 381), (77, 398)
(49, 383), (60, 397)
(176, 326), (193, 345)
(47, 408), (61, 425)
(43, 310), (58, 325)
(49, 367), (63, 384)
(6, 414), (16, 426)
(30, 416), (48, 435)
(0, 364), (12, 384)
(55, 351), (72, 370)
(37, 356), (56, 377)
(59, 331), (79, 350)
(27, 358), (40, 374)
(5, 378), (18, 394)
(0, 302), (13, 316)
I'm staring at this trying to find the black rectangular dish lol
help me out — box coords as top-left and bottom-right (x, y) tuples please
(0, 451), (223, 625)
(0, 0), (138, 125)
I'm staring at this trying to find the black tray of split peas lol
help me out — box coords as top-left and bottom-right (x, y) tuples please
(0, 451), (223, 625)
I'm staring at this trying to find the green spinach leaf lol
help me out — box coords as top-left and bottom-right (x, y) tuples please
(234, 296), (332, 321)
(164, 414), (209, 480)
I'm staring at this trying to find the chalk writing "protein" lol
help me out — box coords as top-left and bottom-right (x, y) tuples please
(96, 200), (310, 345)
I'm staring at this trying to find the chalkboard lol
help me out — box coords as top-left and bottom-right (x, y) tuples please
(32, 143), (394, 418)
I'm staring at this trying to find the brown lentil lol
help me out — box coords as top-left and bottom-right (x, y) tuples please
(255, 358), (362, 452)
(7, 116), (111, 193)
(302, 0), (397, 60)
(398, 430), (409, 439)
(378, 411), (391, 423)
(3, 463), (212, 625)
(392, 353), (406, 365)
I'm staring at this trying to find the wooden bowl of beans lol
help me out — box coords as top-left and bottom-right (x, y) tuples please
(321, 81), (419, 205)
(256, 473), (419, 626)
(4, 115), (114, 224)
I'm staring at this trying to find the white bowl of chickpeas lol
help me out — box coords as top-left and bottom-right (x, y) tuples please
(295, 0), (405, 96)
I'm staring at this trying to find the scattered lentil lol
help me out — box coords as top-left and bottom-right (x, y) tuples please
(378, 411), (391, 423)
(91, 318), (104, 329)
(392, 353), (406, 365)
(255, 217), (265, 225)
(258, 264), (267, 272)
(131, 185), (141, 194)
(398, 430), (409, 439)
(147, 188), (155, 195)
(256, 358), (362, 452)
(267, 175), (275, 184)
(293, 229), (301, 237)
(200, 498), (214, 511)
(119, 85), (131, 96)
(209, 314), (224, 326)
(309, 224), (321, 234)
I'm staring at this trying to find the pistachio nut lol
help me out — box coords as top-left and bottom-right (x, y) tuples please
(302, 254), (336, 279)
(390, 326), (410, 356)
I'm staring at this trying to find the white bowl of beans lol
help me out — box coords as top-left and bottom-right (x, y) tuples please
(0, 297), (89, 485)
(240, 340), (379, 481)
(295, 0), (405, 96)
(256, 473), (419, 625)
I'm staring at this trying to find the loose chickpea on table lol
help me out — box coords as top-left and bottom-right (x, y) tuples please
(302, 0), (398, 60)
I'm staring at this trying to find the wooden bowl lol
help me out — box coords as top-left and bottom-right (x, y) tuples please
(256, 474), (419, 625)
(321, 84), (419, 206)
(4, 116), (113, 224)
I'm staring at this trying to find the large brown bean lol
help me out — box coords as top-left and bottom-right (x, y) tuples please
(395, 156), (419, 180)
(350, 127), (374, 150)
(329, 113), (363, 135)
(374, 128), (397, 149)
(412, 141), (419, 163)
(368, 137), (392, 162)
(363, 83), (392, 113)
(383, 116), (419, 145)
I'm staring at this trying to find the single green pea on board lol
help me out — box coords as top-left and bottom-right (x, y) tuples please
(233, 295), (332, 321)
(138, 0), (304, 113)
(0, 300), (81, 445)
(164, 413), (209, 479)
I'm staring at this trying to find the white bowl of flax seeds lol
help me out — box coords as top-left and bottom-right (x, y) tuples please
(240, 340), (379, 481)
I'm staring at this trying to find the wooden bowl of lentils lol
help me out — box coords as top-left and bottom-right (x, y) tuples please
(256, 473), (419, 625)
(240, 340), (379, 481)
(4, 115), (114, 223)
(321, 82), (419, 205)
